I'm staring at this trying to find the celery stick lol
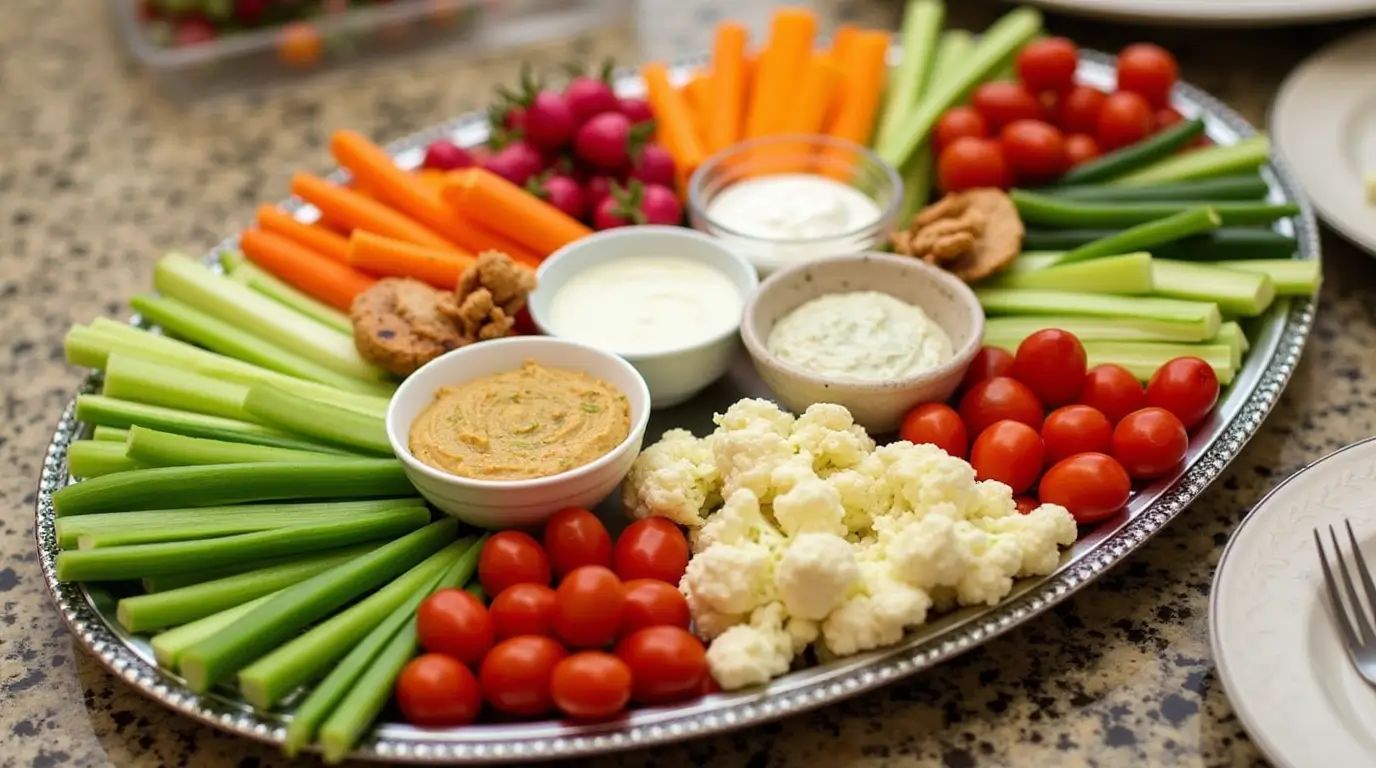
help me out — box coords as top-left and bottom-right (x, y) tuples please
(975, 288), (1222, 338)
(103, 354), (253, 422)
(239, 537), (476, 709)
(52, 458), (414, 516)
(1084, 342), (1236, 385)
(143, 551), (336, 593)
(1152, 259), (1276, 317)
(1214, 259), (1321, 296)
(244, 383), (391, 456)
(66, 441), (138, 479)
(153, 253), (386, 383)
(75, 395), (346, 454)
(982, 315), (1215, 345)
(117, 544), (381, 633)
(1010, 190), (1298, 227)
(895, 30), (973, 223)
(1006, 252), (1062, 273)
(874, 0), (945, 153)
(1053, 207), (1221, 266)
(125, 426), (337, 469)
(92, 427), (129, 442)
(153, 592), (280, 669)
(1110, 135), (1271, 186)
(221, 252), (354, 335)
(1211, 321), (1246, 369)
(56, 507), (430, 581)
(986, 252), (1154, 294)
(311, 531), (484, 763)
(178, 518), (458, 694)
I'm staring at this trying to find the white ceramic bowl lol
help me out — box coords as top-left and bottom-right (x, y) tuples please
(385, 336), (652, 530)
(527, 226), (759, 409)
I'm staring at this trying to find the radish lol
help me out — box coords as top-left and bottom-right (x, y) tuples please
(173, 17), (218, 47)
(592, 180), (683, 230)
(422, 139), (475, 171)
(528, 174), (587, 221)
(619, 97), (655, 126)
(482, 142), (543, 186)
(582, 175), (615, 212)
(563, 60), (621, 124)
(574, 112), (639, 171)
(638, 183), (684, 225)
(522, 91), (577, 152)
(629, 143), (676, 188)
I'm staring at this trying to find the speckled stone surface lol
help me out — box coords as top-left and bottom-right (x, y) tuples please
(3, 1), (1375, 765)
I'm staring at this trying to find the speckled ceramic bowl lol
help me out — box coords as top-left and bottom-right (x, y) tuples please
(741, 252), (984, 434)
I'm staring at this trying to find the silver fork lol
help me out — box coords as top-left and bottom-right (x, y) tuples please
(1314, 520), (1376, 687)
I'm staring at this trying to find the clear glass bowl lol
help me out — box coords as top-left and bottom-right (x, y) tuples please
(686, 134), (904, 276)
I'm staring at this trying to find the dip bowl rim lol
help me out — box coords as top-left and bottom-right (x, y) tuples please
(384, 335), (653, 491)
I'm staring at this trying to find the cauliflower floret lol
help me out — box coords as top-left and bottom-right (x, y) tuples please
(769, 455), (848, 537)
(681, 541), (776, 616)
(704, 602), (797, 690)
(875, 441), (983, 517)
(622, 429), (720, 526)
(973, 502), (1078, 577)
(951, 523), (1024, 606)
(826, 453), (891, 533)
(713, 428), (797, 503)
(774, 533), (859, 620)
(821, 555), (932, 656)
(683, 584), (746, 640)
(715, 398), (795, 436)
(789, 403), (875, 472)
(876, 513), (970, 591)
(785, 616), (820, 654)
(693, 488), (785, 553)
(971, 479), (1019, 519)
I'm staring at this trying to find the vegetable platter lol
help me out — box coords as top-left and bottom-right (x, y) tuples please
(36, 13), (1317, 768)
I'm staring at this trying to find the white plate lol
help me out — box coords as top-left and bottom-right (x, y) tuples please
(1024, 0), (1376, 24)
(1271, 27), (1376, 255)
(1211, 438), (1376, 768)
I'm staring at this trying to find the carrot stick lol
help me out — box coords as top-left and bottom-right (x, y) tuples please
(683, 73), (714, 149)
(347, 231), (475, 289)
(416, 170), (449, 195)
(290, 173), (455, 253)
(824, 30), (891, 145)
(744, 8), (819, 138)
(782, 54), (842, 135)
(642, 63), (708, 180)
(706, 22), (748, 154)
(239, 228), (376, 312)
(255, 205), (351, 263)
(440, 170), (592, 257)
(830, 24), (863, 63)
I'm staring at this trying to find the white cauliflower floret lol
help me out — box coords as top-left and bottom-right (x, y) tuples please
(774, 533), (859, 620)
(680, 541), (776, 616)
(704, 602), (797, 690)
(715, 398), (795, 436)
(951, 523), (1024, 606)
(876, 441), (983, 517)
(622, 429), (720, 526)
(822, 554), (932, 656)
(973, 503), (1078, 577)
(692, 488), (785, 553)
(785, 616), (820, 654)
(971, 479), (1019, 519)
(770, 456), (848, 537)
(713, 428), (796, 503)
(826, 453), (891, 532)
(876, 513), (969, 591)
(683, 585), (746, 640)
(789, 403), (875, 472)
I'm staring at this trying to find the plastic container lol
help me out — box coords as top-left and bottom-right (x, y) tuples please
(108, 0), (633, 102)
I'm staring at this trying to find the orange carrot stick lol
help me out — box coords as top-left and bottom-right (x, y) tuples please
(240, 228), (376, 312)
(642, 62), (707, 179)
(782, 54), (842, 135)
(290, 173), (455, 252)
(830, 24), (863, 63)
(347, 230), (475, 289)
(744, 8), (819, 138)
(824, 30), (891, 145)
(255, 205), (351, 263)
(440, 169), (592, 257)
(706, 22), (748, 154)
(683, 73), (714, 148)
(416, 169), (450, 195)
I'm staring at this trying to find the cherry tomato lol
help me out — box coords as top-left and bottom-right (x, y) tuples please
(1011, 329), (1088, 407)
(276, 22), (323, 69)
(479, 636), (567, 717)
(1000, 119), (1069, 180)
(970, 421), (1045, 494)
(550, 651), (633, 720)
(1096, 91), (1154, 151)
(478, 531), (551, 598)
(613, 518), (690, 585)
(1041, 405), (1113, 465)
(1116, 43), (1179, 108)
(1111, 407), (1189, 479)
(934, 107), (989, 154)
(1145, 357), (1220, 430)
(959, 376), (1045, 434)
(898, 403), (969, 459)
(1077, 364), (1146, 425)
(1014, 496), (1040, 515)
(489, 582), (558, 641)
(620, 578), (691, 637)
(1055, 85), (1107, 134)
(971, 81), (1046, 131)
(416, 588), (494, 665)
(543, 507), (613, 579)
(552, 565), (626, 648)
(1154, 106), (1184, 132)
(1038, 452), (1132, 525)
(615, 626), (709, 705)
(961, 346), (1016, 392)
(1064, 133), (1101, 166)
(937, 137), (1013, 192)
(395, 653), (483, 727)
(1016, 37), (1079, 93)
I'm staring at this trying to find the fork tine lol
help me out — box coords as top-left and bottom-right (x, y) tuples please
(1316, 529), (1365, 652)
(1343, 520), (1376, 622)
(1331, 526), (1376, 643)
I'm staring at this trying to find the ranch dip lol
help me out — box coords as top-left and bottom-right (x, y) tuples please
(767, 291), (954, 381)
(703, 173), (885, 267)
(547, 256), (743, 355)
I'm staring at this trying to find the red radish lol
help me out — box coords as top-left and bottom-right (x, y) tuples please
(482, 142), (544, 186)
(582, 175), (615, 211)
(565, 73), (621, 125)
(173, 17), (218, 46)
(422, 139), (475, 171)
(593, 195), (634, 230)
(639, 183), (683, 225)
(523, 91), (578, 152)
(528, 174), (587, 221)
(504, 106), (527, 133)
(629, 143), (676, 188)
(593, 180), (682, 230)
(619, 97), (655, 126)
(574, 112), (636, 171)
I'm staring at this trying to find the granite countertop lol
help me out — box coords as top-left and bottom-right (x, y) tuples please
(2, 0), (1373, 765)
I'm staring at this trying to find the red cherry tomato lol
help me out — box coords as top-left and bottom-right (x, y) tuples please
(550, 651), (633, 720)
(959, 376), (1045, 434)
(971, 81), (1046, 131)
(613, 518), (690, 585)
(395, 653), (483, 727)
(1041, 405), (1113, 465)
(489, 582), (558, 641)
(1038, 452), (1132, 525)
(478, 635), (567, 716)
(1077, 364), (1146, 425)
(1111, 407), (1189, 479)
(1011, 329), (1088, 407)
(937, 137), (1012, 192)
(552, 565), (626, 648)
(416, 588), (494, 665)
(1145, 357), (1220, 430)
(1154, 106), (1184, 132)
(1014, 496), (1040, 515)
(1000, 119), (1069, 180)
(969, 420), (1045, 495)
(1096, 91), (1155, 151)
(478, 531), (551, 597)
(1055, 85), (1108, 134)
(1016, 37), (1079, 94)
(934, 106), (989, 154)
(620, 579), (691, 637)
(1064, 133), (1101, 166)
(898, 403), (969, 459)
(615, 626), (709, 705)
(543, 507), (613, 579)
(961, 346), (1016, 392)
(1116, 43), (1179, 108)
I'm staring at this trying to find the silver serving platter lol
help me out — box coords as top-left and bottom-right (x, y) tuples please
(34, 50), (1318, 763)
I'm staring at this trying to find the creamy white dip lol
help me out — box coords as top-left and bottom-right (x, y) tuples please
(767, 291), (954, 381)
(704, 174), (885, 269)
(547, 256), (743, 356)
